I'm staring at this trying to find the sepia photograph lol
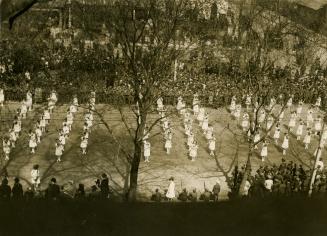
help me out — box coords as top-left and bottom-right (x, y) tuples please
(0, 0), (327, 235)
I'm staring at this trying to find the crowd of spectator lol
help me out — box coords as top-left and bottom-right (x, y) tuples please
(230, 159), (327, 199)
(0, 173), (111, 202)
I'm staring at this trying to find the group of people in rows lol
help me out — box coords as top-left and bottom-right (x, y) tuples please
(229, 93), (326, 162)
(231, 159), (326, 198)
(1, 88), (97, 162)
(28, 91), (58, 154)
(2, 91), (33, 160)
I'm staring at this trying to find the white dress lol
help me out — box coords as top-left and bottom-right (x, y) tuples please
(282, 137), (289, 149)
(242, 116), (249, 129)
(289, 118), (296, 128)
(0, 90), (4, 103)
(261, 145), (268, 157)
(165, 139), (172, 149)
(254, 133), (260, 143)
(287, 98), (292, 107)
(31, 169), (40, 185)
(273, 129), (280, 139)
(144, 143), (151, 157)
(80, 139), (88, 149)
(303, 134), (311, 144)
(315, 120), (322, 132)
(29, 133), (37, 148)
(296, 124), (303, 136)
(202, 117), (209, 131)
(190, 145), (197, 158)
(197, 108), (205, 122)
(166, 181), (175, 199)
(55, 144), (64, 156)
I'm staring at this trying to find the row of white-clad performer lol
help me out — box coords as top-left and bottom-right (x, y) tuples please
(157, 97), (173, 155)
(2, 91), (34, 160)
(28, 90), (58, 154)
(230, 94), (324, 161)
(54, 95), (78, 162)
(80, 92), (96, 155)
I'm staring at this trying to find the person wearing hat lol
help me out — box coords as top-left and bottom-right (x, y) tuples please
(100, 173), (110, 199)
(188, 189), (198, 202)
(0, 178), (11, 201)
(212, 180), (221, 202)
(264, 174), (273, 195)
(45, 178), (60, 200)
(12, 177), (23, 200)
(151, 189), (162, 202)
(178, 188), (188, 202)
(31, 164), (40, 190)
(166, 177), (175, 201)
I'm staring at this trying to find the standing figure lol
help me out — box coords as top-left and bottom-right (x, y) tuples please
(26, 90), (33, 111)
(9, 129), (16, 148)
(202, 113), (209, 132)
(281, 133), (289, 155)
(260, 140), (268, 162)
(165, 136), (172, 155)
(241, 113), (249, 132)
(2, 138), (11, 160)
(296, 120), (304, 140)
(288, 111), (297, 132)
(31, 164), (40, 191)
(314, 116), (322, 135)
(80, 136), (88, 155)
(303, 129), (311, 150)
(0, 88), (4, 107)
(315, 96), (321, 108)
(193, 94), (200, 116)
(166, 177), (175, 201)
(273, 126), (281, 144)
(307, 107), (314, 124)
(189, 141), (198, 161)
(230, 96), (236, 113)
(209, 137), (216, 156)
(55, 141), (64, 162)
(28, 130), (37, 154)
(144, 141), (151, 162)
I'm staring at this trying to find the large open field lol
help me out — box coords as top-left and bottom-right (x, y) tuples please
(0, 102), (325, 200)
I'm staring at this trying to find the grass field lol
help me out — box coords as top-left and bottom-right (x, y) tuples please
(0, 102), (325, 200)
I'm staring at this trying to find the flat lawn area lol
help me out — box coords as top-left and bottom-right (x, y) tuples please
(0, 102), (324, 200)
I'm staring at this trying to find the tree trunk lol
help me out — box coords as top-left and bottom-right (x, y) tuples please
(127, 108), (147, 202)
(238, 144), (253, 196)
(127, 140), (142, 202)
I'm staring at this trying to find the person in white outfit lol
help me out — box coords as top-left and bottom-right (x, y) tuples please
(80, 136), (88, 155)
(303, 129), (311, 150)
(31, 164), (40, 190)
(144, 141), (151, 162)
(55, 141), (64, 162)
(296, 120), (304, 140)
(0, 88), (4, 107)
(166, 177), (175, 201)
(261, 140), (268, 162)
(209, 137), (216, 156)
(281, 133), (289, 155)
